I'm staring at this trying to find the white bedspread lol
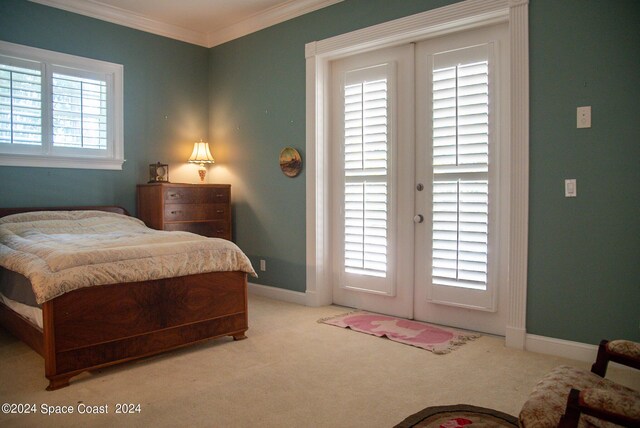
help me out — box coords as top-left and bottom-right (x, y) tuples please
(0, 210), (256, 304)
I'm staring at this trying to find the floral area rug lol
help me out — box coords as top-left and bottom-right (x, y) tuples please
(394, 404), (518, 427)
(318, 311), (479, 354)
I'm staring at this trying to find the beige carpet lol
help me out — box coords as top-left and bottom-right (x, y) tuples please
(0, 294), (638, 427)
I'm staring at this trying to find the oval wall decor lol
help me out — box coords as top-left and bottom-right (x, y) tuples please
(279, 147), (302, 177)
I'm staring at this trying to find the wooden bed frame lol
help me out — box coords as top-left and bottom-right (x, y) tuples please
(0, 206), (248, 390)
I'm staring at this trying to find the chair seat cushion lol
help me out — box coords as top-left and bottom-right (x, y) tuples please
(518, 365), (639, 427)
(607, 340), (640, 361)
(581, 387), (640, 422)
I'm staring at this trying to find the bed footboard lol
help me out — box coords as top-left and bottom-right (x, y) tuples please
(42, 271), (248, 390)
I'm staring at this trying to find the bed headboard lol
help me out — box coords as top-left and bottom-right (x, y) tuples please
(0, 206), (129, 218)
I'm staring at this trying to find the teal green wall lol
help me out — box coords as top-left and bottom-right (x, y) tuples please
(1, 0), (638, 344)
(0, 0), (209, 213)
(528, 0), (640, 343)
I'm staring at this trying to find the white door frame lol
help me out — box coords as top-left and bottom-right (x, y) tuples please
(305, 0), (529, 349)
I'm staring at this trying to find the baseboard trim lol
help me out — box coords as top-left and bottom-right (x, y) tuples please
(247, 285), (619, 366)
(526, 334), (598, 363)
(506, 326), (526, 349)
(248, 282), (307, 306)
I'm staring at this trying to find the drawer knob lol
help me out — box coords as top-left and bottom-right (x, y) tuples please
(169, 193), (181, 198)
(216, 209), (224, 214)
(216, 194), (224, 198)
(171, 210), (182, 215)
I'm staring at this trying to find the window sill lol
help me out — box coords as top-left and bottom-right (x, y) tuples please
(0, 153), (125, 170)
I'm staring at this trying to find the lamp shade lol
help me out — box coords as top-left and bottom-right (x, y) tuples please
(188, 140), (215, 164)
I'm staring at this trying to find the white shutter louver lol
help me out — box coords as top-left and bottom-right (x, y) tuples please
(0, 64), (42, 145)
(343, 69), (389, 279)
(53, 73), (107, 150)
(432, 51), (489, 290)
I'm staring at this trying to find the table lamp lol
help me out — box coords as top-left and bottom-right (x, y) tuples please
(188, 139), (215, 183)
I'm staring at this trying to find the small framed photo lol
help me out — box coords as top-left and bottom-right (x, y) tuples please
(148, 162), (169, 183)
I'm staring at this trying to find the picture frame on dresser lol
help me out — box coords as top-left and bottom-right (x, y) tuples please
(137, 183), (232, 240)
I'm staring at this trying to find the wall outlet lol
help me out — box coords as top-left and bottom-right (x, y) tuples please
(260, 259), (266, 271)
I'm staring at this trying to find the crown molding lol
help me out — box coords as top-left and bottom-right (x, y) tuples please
(206, 0), (343, 47)
(29, 0), (208, 46)
(28, 0), (343, 48)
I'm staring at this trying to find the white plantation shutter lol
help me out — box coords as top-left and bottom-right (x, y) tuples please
(52, 73), (107, 150)
(432, 180), (488, 289)
(342, 63), (393, 285)
(0, 63), (42, 146)
(0, 41), (123, 169)
(431, 46), (490, 291)
(344, 181), (388, 277)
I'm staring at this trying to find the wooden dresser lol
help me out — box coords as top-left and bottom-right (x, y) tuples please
(136, 183), (231, 240)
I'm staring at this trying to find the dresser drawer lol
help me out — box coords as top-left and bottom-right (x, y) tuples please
(137, 183), (232, 241)
(164, 203), (228, 222)
(164, 221), (230, 239)
(164, 187), (229, 204)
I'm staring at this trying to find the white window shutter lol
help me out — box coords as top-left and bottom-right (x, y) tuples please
(343, 72), (389, 279)
(432, 180), (488, 289)
(0, 63), (42, 146)
(335, 59), (400, 297)
(52, 73), (108, 150)
(431, 48), (490, 291)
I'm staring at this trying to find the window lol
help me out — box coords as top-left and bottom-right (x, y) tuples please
(52, 73), (107, 150)
(343, 66), (389, 279)
(431, 46), (490, 291)
(0, 41), (123, 169)
(0, 63), (42, 146)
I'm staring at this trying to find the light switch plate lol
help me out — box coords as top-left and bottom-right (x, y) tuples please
(577, 106), (591, 128)
(565, 179), (577, 197)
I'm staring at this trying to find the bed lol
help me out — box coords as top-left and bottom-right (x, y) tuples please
(0, 206), (255, 390)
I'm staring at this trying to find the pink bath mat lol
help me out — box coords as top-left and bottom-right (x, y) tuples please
(319, 311), (479, 354)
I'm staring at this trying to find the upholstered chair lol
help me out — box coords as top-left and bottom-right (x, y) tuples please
(519, 339), (640, 427)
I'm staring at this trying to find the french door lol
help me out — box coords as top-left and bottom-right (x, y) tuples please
(330, 23), (509, 335)
(330, 44), (415, 319)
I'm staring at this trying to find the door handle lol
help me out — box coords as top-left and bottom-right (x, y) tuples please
(413, 214), (424, 224)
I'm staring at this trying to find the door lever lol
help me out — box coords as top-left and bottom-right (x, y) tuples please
(413, 214), (424, 224)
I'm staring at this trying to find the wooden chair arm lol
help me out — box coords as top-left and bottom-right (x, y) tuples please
(591, 339), (640, 377)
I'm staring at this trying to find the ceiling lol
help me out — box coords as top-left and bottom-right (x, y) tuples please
(28, 0), (343, 47)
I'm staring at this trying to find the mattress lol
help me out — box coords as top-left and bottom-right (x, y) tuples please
(0, 210), (256, 304)
(0, 267), (39, 307)
(0, 292), (43, 329)
(0, 267), (42, 329)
